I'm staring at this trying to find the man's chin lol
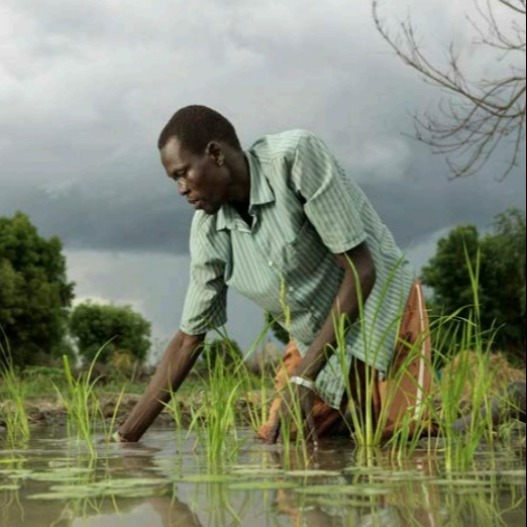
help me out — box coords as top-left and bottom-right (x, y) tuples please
(201, 203), (220, 215)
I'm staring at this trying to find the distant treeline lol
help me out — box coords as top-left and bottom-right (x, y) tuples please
(0, 212), (151, 369)
(1, 209), (525, 369)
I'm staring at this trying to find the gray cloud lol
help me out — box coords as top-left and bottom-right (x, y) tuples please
(1, 0), (525, 346)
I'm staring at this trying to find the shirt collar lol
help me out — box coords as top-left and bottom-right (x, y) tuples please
(216, 150), (275, 231)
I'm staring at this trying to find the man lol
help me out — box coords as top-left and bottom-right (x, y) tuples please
(114, 105), (433, 444)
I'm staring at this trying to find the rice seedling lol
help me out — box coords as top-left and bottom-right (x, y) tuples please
(260, 245), (520, 471)
(163, 393), (187, 455)
(236, 323), (279, 435)
(56, 355), (102, 455)
(55, 343), (117, 455)
(328, 255), (408, 450)
(185, 332), (247, 467)
(274, 376), (313, 468)
(0, 329), (29, 445)
(422, 249), (502, 469)
(100, 386), (127, 446)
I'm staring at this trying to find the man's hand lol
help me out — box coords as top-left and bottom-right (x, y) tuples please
(116, 331), (205, 443)
(267, 380), (319, 448)
(111, 430), (128, 443)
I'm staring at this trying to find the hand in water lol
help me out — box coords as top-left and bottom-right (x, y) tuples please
(267, 383), (319, 448)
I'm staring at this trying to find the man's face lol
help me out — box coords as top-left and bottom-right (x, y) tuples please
(160, 137), (229, 215)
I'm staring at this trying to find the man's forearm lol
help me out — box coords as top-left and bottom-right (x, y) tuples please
(117, 330), (205, 442)
(295, 245), (376, 381)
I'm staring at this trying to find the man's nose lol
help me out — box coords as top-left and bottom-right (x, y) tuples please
(178, 180), (189, 196)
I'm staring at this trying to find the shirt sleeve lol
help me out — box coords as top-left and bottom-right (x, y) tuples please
(180, 215), (228, 335)
(290, 132), (367, 254)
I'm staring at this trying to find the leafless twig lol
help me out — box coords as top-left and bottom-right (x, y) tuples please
(373, 0), (526, 179)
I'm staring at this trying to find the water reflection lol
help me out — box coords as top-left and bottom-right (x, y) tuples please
(262, 446), (526, 527)
(0, 430), (525, 527)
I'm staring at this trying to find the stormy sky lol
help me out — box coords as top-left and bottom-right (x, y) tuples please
(1, 0), (525, 354)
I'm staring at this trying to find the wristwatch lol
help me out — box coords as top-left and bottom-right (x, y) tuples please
(290, 375), (317, 393)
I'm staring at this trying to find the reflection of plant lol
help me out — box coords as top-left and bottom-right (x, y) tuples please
(0, 455), (26, 526)
(200, 477), (244, 527)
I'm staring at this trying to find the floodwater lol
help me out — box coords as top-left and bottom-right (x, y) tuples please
(0, 427), (525, 527)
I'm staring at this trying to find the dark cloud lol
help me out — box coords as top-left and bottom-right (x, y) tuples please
(1, 147), (523, 254)
(361, 150), (526, 249)
(1, 0), (525, 346)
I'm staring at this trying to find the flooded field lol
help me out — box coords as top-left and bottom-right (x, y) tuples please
(0, 427), (525, 527)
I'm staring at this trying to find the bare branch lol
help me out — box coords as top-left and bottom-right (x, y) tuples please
(471, 0), (526, 52)
(372, 0), (526, 180)
(498, 0), (526, 15)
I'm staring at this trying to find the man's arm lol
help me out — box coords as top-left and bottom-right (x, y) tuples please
(116, 330), (205, 442)
(294, 241), (376, 380)
(269, 241), (376, 444)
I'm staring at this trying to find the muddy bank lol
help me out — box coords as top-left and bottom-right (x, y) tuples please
(2, 390), (263, 430)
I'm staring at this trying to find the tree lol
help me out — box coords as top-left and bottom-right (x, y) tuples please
(373, 0), (526, 179)
(421, 208), (526, 355)
(69, 302), (151, 365)
(479, 209), (526, 343)
(421, 225), (482, 312)
(0, 212), (74, 367)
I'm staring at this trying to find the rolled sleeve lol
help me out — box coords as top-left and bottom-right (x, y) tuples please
(291, 132), (367, 254)
(180, 216), (228, 335)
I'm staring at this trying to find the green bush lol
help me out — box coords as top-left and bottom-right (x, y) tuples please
(69, 302), (151, 365)
(0, 212), (74, 368)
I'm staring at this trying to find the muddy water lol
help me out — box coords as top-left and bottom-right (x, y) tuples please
(0, 427), (525, 527)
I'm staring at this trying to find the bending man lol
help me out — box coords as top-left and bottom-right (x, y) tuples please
(115, 105), (433, 444)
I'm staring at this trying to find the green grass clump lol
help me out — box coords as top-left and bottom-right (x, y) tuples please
(188, 334), (246, 467)
(54, 344), (125, 455)
(0, 331), (29, 445)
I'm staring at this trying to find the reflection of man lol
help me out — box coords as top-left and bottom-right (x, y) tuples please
(115, 105), (433, 444)
(266, 448), (441, 527)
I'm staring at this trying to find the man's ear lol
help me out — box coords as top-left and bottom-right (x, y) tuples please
(207, 141), (225, 167)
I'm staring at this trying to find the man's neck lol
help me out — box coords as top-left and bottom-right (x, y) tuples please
(226, 150), (251, 213)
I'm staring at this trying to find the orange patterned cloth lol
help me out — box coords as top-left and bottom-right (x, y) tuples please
(257, 280), (435, 441)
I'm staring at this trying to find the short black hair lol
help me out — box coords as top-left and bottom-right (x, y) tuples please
(157, 105), (242, 153)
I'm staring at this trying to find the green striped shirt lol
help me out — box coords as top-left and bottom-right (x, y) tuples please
(180, 130), (414, 408)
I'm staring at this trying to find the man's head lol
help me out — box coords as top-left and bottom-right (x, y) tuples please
(158, 105), (242, 154)
(158, 105), (247, 215)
